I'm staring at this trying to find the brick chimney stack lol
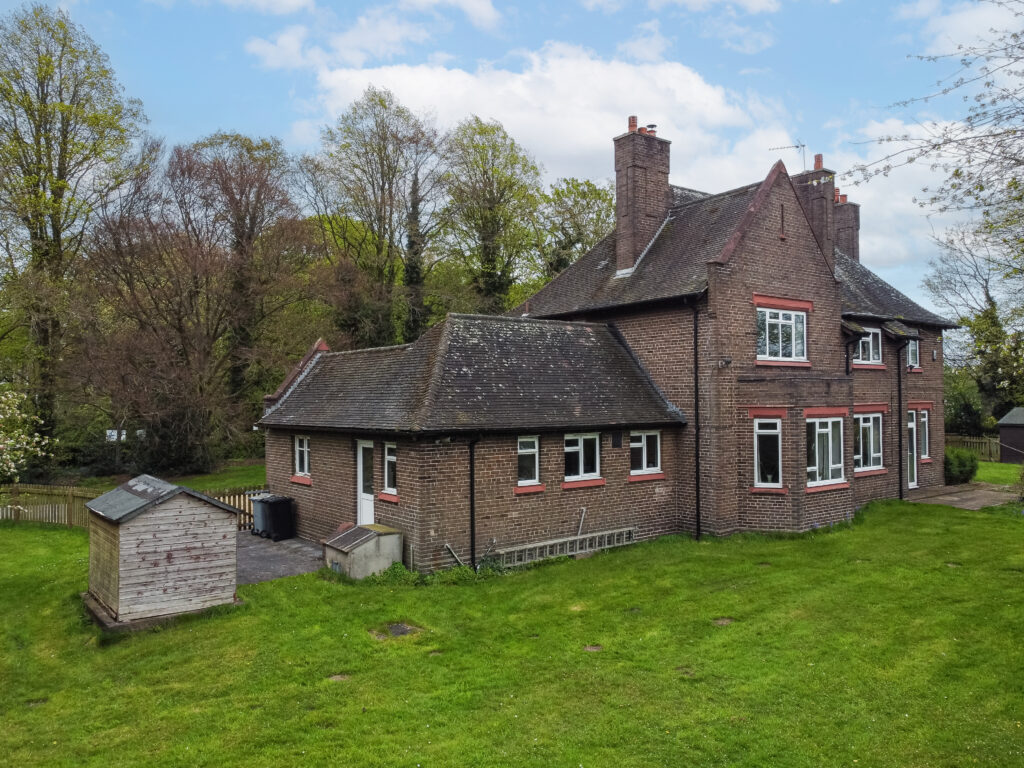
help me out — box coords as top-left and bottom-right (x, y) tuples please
(614, 115), (671, 274)
(834, 189), (861, 262)
(790, 153), (835, 268)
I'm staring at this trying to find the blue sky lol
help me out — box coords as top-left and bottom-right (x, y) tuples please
(5, 0), (1013, 311)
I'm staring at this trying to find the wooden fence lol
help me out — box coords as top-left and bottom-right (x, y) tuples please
(946, 434), (1000, 462)
(0, 483), (266, 531)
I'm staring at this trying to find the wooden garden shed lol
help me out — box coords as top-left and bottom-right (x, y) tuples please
(997, 407), (1024, 464)
(85, 475), (239, 626)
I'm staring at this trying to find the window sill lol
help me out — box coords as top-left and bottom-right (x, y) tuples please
(628, 472), (665, 482)
(805, 481), (850, 494)
(750, 486), (788, 495)
(289, 475), (312, 486)
(852, 363), (886, 370)
(854, 468), (887, 477)
(920, 457), (933, 464)
(377, 492), (399, 503)
(561, 478), (606, 490)
(755, 359), (812, 368)
(513, 483), (546, 495)
(908, 367), (924, 374)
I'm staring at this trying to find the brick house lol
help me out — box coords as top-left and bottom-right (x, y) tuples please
(259, 116), (954, 572)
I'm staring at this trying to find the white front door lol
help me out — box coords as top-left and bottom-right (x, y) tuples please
(357, 440), (375, 525)
(907, 410), (918, 489)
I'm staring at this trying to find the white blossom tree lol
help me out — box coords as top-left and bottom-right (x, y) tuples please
(0, 389), (52, 482)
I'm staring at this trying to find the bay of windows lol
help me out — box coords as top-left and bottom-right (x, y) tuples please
(806, 418), (844, 486)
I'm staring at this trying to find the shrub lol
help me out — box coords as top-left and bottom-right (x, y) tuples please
(362, 562), (420, 586)
(944, 446), (979, 485)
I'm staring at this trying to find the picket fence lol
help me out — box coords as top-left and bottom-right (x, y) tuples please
(0, 483), (265, 531)
(946, 434), (1000, 462)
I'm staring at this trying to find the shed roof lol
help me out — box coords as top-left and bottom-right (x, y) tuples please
(86, 474), (240, 524)
(260, 313), (685, 434)
(997, 407), (1024, 427)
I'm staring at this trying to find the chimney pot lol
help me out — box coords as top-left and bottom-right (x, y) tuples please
(834, 188), (840, 203)
(813, 153), (823, 170)
(840, 194), (848, 204)
(628, 115), (638, 132)
(638, 126), (648, 134)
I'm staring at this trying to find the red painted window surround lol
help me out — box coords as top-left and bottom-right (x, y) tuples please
(513, 483), (546, 495)
(908, 401), (934, 410)
(755, 360), (812, 368)
(803, 406), (849, 418)
(561, 478), (606, 490)
(853, 403), (889, 414)
(628, 472), (666, 483)
(920, 458), (934, 465)
(752, 293), (813, 312)
(854, 468), (888, 478)
(750, 486), (788, 495)
(747, 406), (789, 418)
(806, 481), (850, 494)
(289, 475), (312, 486)
(377, 492), (399, 503)
(908, 367), (924, 374)
(852, 363), (886, 370)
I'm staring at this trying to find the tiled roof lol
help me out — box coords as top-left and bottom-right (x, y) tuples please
(259, 314), (685, 434)
(523, 180), (761, 317)
(834, 252), (955, 328)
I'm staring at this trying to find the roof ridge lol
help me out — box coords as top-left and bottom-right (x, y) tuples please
(411, 317), (454, 431)
(451, 312), (609, 329)
(319, 342), (414, 358)
(671, 178), (763, 212)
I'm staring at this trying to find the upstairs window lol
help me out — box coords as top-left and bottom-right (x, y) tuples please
(754, 419), (782, 487)
(565, 434), (600, 481)
(806, 418), (844, 486)
(757, 308), (806, 361)
(293, 435), (310, 476)
(384, 443), (397, 494)
(517, 436), (539, 485)
(907, 339), (920, 368)
(853, 414), (883, 471)
(854, 329), (882, 364)
(630, 431), (661, 475)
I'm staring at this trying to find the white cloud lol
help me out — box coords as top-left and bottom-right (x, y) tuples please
(220, 0), (314, 13)
(245, 25), (316, 69)
(703, 17), (774, 54)
(581, 0), (624, 11)
(617, 20), (672, 62)
(399, 0), (501, 29)
(329, 9), (432, 67)
(895, 0), (940, 21)
(914, 1), (1018, 55)
(649, 0), (780, 14)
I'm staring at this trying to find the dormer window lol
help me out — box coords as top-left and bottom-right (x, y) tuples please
(756, 307), (806, 361)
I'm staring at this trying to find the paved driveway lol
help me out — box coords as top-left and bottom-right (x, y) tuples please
(908, 482), (1018, 510)
(237, 532), (323, 585)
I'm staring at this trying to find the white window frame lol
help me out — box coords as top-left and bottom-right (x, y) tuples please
(629, 431), (662, 475)
(564, 433), (601, 481)
(383, 442), (397, 494)
(853, 413), (884, 471)
(920, 411), (930, 458)
(806, 418), (844, 487)
(753, 419), (782, 488)
(756, 307), (807, 362)
(907, 339), (920, 368)
(293, 435), (311, 476)
(854, 328), (882, 364)
(517, 435), (540, 486)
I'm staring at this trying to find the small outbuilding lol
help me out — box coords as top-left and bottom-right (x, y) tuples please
(85, 475), (239, 627)
(324, 524), (403, 580)
(997, 407), (1024, 464)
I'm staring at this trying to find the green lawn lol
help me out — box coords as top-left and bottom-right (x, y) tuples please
(74, 462), (266, 493)
(2, 502), (1023, 767)
(977, 460), (1023, 486)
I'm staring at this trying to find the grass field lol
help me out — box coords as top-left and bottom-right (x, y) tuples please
(75, 462), (266, 493)
(977, 460), (1023, 486)
(2, 501), (1023, 767)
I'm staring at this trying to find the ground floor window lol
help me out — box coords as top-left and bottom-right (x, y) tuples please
(384, 443), (397, 493)
(565, 433), (600, 481)
(629, 431), (661, 474)
(293, 435), (310, 476)
(854, 414), (883, 471)
(920, 411), (930, 458)
(518, 436), (539, 485)
(754, 419), (782, 487)
(806, 418), (844, 486)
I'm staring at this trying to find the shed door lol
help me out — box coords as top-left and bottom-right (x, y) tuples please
(357, 440), (375, 525)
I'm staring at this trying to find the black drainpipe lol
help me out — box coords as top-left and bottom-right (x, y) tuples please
(895, 340), (909, 500)
(468, 434), (481, 569)
(692, 305), (702, 541)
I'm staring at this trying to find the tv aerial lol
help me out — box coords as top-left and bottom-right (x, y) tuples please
(768, 140), (806, 171)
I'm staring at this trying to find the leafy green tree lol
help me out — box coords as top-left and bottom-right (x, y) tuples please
(533, 177), (615, 279)
(0, 3), (145, 440)
(944, 367), (986, 436)
(442, 116), (543, 314)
